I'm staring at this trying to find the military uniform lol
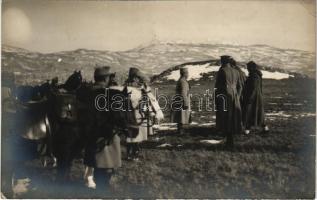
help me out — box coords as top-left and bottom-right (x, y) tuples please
(230, 58), (247, 132)
(83, 66), (121, 190)
(215, 56), (243, 147)
(171, 67), (191, 134)
(242, 61), (266, 132)
(125, 67), (152, 160)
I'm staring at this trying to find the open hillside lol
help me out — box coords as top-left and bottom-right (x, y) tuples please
(1, 43), (315, 85)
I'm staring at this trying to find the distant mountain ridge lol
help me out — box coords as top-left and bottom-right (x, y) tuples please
(1, 43), (315, 84)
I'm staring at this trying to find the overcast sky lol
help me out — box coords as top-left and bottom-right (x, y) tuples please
(1, 0), (315, 53)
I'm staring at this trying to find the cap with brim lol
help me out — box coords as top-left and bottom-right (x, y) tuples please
(220, 55), (232, 64)
(129, 67), (149, 82)
(247, 61), (257, 70)
(94, 66), (111, 77)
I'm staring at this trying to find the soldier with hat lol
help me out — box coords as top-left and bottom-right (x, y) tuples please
(125, 67), (153, 161)
(215, 55), (243, 148)
(171, 67), (191, 134)
(126, 67), (150, 87)
(242, 61), (268, 134)
(230, 57), (246, 132)
(83, 66), (122, 190)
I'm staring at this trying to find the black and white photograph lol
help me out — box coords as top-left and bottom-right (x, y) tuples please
(1, 0), (316, 198)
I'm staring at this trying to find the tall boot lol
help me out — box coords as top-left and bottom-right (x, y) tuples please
(127, 143), (133, 161)
(133, 143), (140, 161)
(177, 123), (184, 135)
(225, 132), (234, 150)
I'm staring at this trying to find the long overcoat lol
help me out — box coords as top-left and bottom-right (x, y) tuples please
(171, 77), (191, 124)
(125, 81), (153, 143)
(215, 64), (242, 134)
(84, 81), (121, 169)
(242, 70), (265, 129)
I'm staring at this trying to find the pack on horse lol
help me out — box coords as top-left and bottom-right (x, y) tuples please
(9, 81), (54, 163)
(49, 70), (132, 182)
(49, 69), (164, 187)
(82, 84), (164, 189)
(1, 79), (55, 197)
(48, 70), (90, 181)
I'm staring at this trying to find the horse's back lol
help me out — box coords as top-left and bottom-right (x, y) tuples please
(16, 100), (49, 140)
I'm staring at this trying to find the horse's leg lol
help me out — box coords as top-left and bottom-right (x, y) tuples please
(54, 127), (73, 182)
(41, 115), (57, 167)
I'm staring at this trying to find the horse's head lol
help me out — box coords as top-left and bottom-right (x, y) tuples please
(37, 81), (51, 97)
(64, 70), (83, 92)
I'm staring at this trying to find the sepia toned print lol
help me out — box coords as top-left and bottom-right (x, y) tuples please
(1, 0), (316, 198)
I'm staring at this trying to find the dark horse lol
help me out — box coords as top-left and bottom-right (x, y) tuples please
(8, 80), (54, 161)
(48, 70), (88, 181)
(50, 71), (150, 182)
(1, 80), (55, 198)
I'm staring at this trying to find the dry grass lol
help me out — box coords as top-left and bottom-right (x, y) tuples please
(1, 78), (315, 198)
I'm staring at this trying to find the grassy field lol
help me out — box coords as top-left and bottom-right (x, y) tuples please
(1, 78), (316, 198)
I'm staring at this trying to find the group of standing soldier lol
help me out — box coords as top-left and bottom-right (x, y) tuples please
(82, 66), (159, 190)
(171, 55), (268, 148)
(2, 55), (269, 194)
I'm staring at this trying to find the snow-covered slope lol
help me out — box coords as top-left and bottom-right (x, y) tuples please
(166, 64), (294, 81)
(165, 64), (294, 81)
(1, 42), (314, 84)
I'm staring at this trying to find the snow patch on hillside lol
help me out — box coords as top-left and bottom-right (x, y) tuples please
(240, 69), (294, 80)
(166, 64), (219, 80)
(166, 64), (294, 81)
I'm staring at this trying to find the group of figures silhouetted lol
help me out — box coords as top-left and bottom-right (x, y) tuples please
(1, 55), (268, 196)
(171, 55), (268, 148)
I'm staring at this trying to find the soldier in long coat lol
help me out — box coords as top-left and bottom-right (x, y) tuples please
(171, 67), (191, 134)
(83, 66), (121, 190)
(230, 57), (247, 132)
(125, 67), (152, 161)
(242, 61), (268, 134)
(215, 55), (242, 147)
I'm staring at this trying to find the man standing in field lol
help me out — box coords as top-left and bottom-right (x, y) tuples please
(125, 67), (153, 161)
(171, 67), (191, 135)
(215, 56), (242, 147)
(242, 61), (268, 134)
(83, 66), (122, 190)
(230, 57), (246, 132)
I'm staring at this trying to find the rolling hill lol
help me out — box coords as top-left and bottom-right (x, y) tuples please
(1, 42), (315, 85)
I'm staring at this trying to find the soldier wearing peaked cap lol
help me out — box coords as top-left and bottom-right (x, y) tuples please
(215, 55), (243, 148)
(230, 57), (246, 132)
(171, 67), (191, 135)
(127, 67), (150, 85)
(125, 67), (153, 161)
(242, 61), (268, 134)
(83, 66), (122, 190)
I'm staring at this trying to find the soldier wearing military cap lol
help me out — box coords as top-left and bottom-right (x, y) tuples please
(83, 66), (122, 190)
(126, 67), (150, 87)
(242, 61), (268, 134)
(171, 67), (191, 134)
(215, 55), (243, 148)
(93, 66), (112, 85)
(125, 67), (152, 161)
(230, 57), (246, 132)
